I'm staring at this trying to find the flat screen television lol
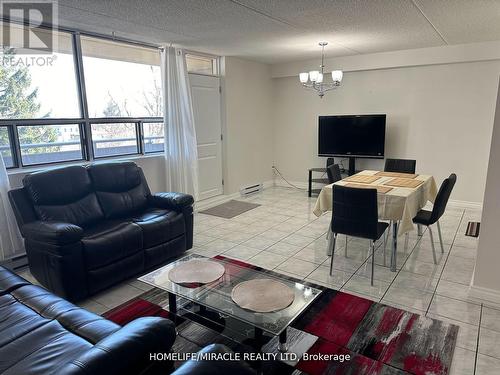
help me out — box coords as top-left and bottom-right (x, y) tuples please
(318, 114), (386, 158)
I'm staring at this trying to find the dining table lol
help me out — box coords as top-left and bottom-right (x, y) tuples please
(313, 170), (438, 272)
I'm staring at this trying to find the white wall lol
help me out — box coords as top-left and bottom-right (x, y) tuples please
(272, 60), (500, 203)
(473, 78), (500, 293)
(221, 57), (274, 194)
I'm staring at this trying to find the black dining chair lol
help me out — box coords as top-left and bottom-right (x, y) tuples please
(326, 157), (335, 168)
(384, 158), (417, 174)
(329, 185), (389, 285)
(412, 173), (457, 263)
(327, 163), (342, 184)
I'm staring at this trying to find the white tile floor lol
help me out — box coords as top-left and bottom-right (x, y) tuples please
(16, 186), (499, 374)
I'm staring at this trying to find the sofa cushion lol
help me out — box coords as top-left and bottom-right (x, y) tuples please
(11, 284), (120, 344)
(23, 166), (104, 227)
(128, 208), (185, 248)
(0, 293), (49, 348)
(87, 162), (150, 219)
(0, 267), (30, 295)
(0, 319), (93, 374)
(82, 221), (143, 269)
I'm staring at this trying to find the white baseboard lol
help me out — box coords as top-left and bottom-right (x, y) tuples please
(469, 284), (500, 305)
(195, 179), (276, 212)
(262, 180), (275, 189)
(448, 199), (483, 210)
(273, 178), (308, 190)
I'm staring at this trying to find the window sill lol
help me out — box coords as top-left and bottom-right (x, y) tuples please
(7, 153), (165, 176)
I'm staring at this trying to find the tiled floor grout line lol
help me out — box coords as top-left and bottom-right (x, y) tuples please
(200, 217), (313, 257)
(424, 210), (465, 317)
(473, 303), (483, 375)
(379, 231), (421, 302)
(218, 227), (331, 274)
(337, 240), (385, 297)
(275, 230), (334, 279)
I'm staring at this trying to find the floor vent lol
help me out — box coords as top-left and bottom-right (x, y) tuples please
(240, 183), (263, 196)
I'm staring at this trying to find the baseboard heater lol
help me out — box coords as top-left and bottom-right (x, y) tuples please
(240, 183), (263, 196)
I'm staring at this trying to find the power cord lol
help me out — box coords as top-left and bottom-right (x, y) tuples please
(272, 166), (307, 191)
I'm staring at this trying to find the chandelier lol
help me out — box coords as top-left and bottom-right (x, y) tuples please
(299, 42), (343, 98)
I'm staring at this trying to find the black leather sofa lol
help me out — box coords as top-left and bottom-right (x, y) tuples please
(0, 265), (176, 374)
(8, 161), (194, 302)
(0, 266), (255, 375)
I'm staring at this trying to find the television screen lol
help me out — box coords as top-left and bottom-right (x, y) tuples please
(318, 114), (386, 158)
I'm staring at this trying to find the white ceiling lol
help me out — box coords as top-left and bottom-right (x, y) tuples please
(57, 0), (500, 64)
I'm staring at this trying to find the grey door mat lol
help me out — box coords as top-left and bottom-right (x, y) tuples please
(199, 200), (260, 219)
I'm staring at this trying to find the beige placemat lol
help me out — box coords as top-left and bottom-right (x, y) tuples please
(384, 178), (424, 188)
(375, 171), (418, 179)
(168, 259), (225, 284)
(345, 183), (393, 194)
(231, 279), (295, 313)
(343, 175), (381, 184)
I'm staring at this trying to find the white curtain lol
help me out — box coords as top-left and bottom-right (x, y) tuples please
(161, 46), (199, 199)
(0, 155), (23, 261)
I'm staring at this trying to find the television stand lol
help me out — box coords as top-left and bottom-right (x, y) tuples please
(348, 157), (356, 176)
(308, 167), (329, 197)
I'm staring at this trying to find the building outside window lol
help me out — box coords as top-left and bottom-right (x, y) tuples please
(0, 22), (169, 168)
(0, 21), (218, 169)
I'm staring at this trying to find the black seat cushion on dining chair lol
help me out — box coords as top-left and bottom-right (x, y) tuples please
(384, 158), (417, 174)
(413, 173), (457, 226)
(327, 164), (342, 184)
(331, 185), (389, 241)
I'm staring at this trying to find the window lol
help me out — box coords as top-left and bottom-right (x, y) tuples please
(18, 124), (83, 166)
(143, 122), (164, 153)
(0, 21), (218, 169)
(91, 123), (138, 158)
(0, 24), (81, 119)
(81, 36), (162, 118)
(186, 54), (217, 75)
(0, 126), (14, 168)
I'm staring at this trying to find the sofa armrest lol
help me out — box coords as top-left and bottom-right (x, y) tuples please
(149, 192), (194, 212)
(60, 317), (176, 375)
(172, 344), (256, 375)
(22, 221), (83, 245)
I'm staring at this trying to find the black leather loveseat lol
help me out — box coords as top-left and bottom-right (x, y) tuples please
(8, 161), (194, 302)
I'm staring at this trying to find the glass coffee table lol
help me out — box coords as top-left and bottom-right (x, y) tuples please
(139, 254), (322, 352)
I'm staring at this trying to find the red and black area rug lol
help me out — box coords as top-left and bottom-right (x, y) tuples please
(104, 256), (458, 375)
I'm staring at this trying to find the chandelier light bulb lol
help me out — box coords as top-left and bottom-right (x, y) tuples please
(331, 70), (343, 83)
(309, 70), (320, 82)
(299, 72), (309, 83)
(317, 72), (324, 83)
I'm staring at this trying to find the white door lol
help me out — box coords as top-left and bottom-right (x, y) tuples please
(189, 74), (223, 200)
